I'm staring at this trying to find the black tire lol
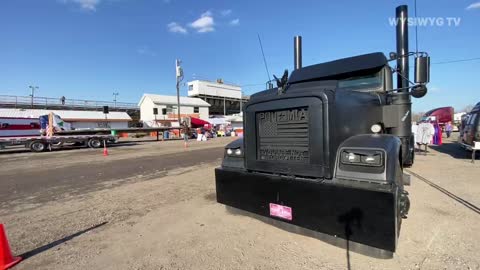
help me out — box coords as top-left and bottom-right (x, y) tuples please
(29, 141), (46, 152)
(88, 138), (102, 148)
(403, 150), (414, 168)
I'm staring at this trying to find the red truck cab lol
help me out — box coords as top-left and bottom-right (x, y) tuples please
(422, 106), (454, 129)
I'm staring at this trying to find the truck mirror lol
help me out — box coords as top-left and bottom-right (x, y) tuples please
(411, 84), (427, 98)
(414, 56), (430, 84)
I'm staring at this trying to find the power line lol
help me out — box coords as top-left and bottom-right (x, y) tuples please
(240, 56), (480, 88)
(432, 57), (480, 65)
(240, 83), (265, 87)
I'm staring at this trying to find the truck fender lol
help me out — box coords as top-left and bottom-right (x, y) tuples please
(222, 138), (245, 169)
(335, 134), (402, 184)
(224, 138), (243, 150)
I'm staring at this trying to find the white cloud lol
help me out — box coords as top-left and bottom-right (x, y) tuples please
(466, 2), (480, 9)
(137, 46), (157, 56)
(167, 22), (188, 34)
(201, 10), (213, 17)
(230, 18), (240, 26)
(429, 86), (441, 93)
(189, 11), (215, 33)
(63, 0), (100, 11)
(221, 9), (232, 16)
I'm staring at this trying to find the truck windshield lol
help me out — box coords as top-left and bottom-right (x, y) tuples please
(338, 72), (382, 91)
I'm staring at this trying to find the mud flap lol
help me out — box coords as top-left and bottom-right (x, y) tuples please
(215, 168), (399, 253)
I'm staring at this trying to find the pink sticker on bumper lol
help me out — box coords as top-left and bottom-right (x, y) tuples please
(269, 203), (292, 220)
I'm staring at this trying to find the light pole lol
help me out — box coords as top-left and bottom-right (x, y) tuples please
(29, 85), (38, 108)
(240, 90), (243, 114)
(175, 59), (184, 125)
(113, 92), (119, 108)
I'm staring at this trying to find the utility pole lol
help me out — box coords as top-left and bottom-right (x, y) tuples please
(175, 59), (184, 125)
(239, 90), (243, 114)
(29, 85), (38, 108)
(113, 92), (119, 108)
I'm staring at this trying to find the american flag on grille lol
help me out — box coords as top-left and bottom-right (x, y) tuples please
(259, 120), (277, 137)
(258, 118), (309, 138)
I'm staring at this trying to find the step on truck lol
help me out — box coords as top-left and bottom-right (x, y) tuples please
(215, 5), (430, 257)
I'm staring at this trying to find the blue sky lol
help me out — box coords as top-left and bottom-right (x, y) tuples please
(0, 0), (479, 112)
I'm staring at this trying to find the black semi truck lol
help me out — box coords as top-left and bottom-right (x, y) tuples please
(215, 5), (430, 256)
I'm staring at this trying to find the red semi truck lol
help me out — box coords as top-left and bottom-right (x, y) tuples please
(422, 106), (454, 129)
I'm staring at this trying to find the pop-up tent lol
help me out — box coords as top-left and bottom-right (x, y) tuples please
(190, 117), (211, 129)
(208, 117), (228, 125)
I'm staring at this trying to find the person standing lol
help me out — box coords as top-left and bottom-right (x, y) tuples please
(182, 121), (189, 148)
(445, 121), (453, 138)
(411, 121), (418, 147)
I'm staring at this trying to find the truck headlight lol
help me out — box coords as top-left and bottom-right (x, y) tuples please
(226, 148), (242, 156)
(341, 150), (383, 167)
(371, 124), (382, 134)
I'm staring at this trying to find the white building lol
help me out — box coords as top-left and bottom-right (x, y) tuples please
(454, 112), (467, 122)
(187, 80), (248, 115)
(138, 94), (210, 127)
(0, 108), (131, 129)
(187, 80), (242, 99)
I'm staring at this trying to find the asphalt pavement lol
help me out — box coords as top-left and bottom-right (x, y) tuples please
(0, 139), (227, 210)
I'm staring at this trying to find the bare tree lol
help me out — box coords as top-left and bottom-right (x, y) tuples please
(412, 111), (425, 122)
(458, 104), (475, 113)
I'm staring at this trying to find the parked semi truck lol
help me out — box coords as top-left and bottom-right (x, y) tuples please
(459, 102), (480, 149)
(215, 5), (430, 256)
(422, 106), (454, 128)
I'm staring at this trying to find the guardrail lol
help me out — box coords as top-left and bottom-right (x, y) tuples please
(0, 95), (138, 110)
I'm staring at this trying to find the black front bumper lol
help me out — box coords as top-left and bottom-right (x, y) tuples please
(215, 167), (399, 253)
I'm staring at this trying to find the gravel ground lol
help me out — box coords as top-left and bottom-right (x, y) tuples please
(1, 136), (479, 270)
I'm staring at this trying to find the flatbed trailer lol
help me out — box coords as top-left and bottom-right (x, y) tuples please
(0, 126), (188, 152)
(0, 134), (117, 152)
(53, 127), (179, 136)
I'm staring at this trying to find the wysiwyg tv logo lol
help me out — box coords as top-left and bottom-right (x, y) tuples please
(388, 17), (462, 27)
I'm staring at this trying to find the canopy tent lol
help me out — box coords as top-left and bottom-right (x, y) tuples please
(190, 117), (211, 128)
(225, 114), (243, 123)
(208, 117), (228, 125)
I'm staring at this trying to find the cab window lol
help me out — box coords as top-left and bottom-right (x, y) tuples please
(474, 114), (480, 128)
(468, 114), (477, 125)
(338, 71), (383, 91)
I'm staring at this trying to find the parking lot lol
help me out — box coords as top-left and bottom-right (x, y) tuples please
(1, 136), (479, 270)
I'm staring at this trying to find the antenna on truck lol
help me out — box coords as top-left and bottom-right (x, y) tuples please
(257, 33), (271, 83)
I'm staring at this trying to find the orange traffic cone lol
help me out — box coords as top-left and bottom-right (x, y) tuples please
(0, 224), (21, 270)
(103, 141), (108, 156)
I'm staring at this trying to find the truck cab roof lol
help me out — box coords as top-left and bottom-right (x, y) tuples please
(288, 52), (387, 84)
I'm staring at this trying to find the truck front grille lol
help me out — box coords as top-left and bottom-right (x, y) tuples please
(256, 107), (309, 163)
